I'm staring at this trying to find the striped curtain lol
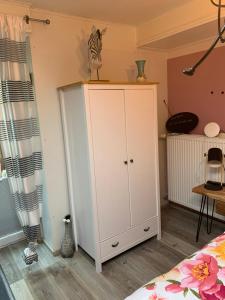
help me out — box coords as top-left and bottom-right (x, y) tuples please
(0, 15), (43, 264)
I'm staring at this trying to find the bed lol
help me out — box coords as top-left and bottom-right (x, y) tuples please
(125, 233), (225, 300)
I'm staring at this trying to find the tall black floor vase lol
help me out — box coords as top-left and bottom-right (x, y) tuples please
(61, 215), (75, 258)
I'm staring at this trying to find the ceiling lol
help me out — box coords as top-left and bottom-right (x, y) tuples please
(13, 0), (219, 51)
(18, 0), (193, 25)
(144, 20), (218, 50)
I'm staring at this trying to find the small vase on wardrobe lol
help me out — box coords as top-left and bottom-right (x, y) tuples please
(136, 60), (147, 82)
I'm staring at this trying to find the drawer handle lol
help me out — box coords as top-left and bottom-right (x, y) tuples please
(144, 226), (150, 232)
(112, 241), (119, 248)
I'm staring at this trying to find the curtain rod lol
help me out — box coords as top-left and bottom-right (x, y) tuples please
(23, 15), (50, 25)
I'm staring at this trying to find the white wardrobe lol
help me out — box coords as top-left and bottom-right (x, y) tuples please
(59, 82), (161, 272)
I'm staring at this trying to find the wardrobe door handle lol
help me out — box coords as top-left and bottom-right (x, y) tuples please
(124, 161), (128, 165)
(112, 241), (119, 248)
(144, 226), (150, 232)
(130, 159), (134, 163)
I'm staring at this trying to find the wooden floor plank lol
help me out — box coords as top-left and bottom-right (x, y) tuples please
(102, 259), (141, 298)
(47, 261), (97, 300)
(160, 231), (199, 256)
(68, 251), (122, 300)
(162, 204), (224, 248)
(1, 204), (225, 300)
(0, 246), (22, 284)
(10, 279), (34, 300)
(25, 267), (66, 300)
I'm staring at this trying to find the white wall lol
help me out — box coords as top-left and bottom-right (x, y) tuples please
(0, 1), (168, 252)
(29, 9), (168, 251)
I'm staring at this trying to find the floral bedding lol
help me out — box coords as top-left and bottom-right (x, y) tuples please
(125, 233), (225, 300)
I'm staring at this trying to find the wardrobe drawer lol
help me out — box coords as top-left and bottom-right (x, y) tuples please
(130, 217), (158, 242)
(100, 217), (158, 261)
(100, 230), (131, 260)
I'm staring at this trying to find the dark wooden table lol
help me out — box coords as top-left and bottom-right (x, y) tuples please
(192, 184), (225, 242)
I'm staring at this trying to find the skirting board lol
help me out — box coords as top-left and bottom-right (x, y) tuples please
(169, 201), (225, 225)
(0, 231), (25, 249)
(43, 239), (60, 257)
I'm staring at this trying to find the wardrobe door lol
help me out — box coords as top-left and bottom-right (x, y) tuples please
(125, 89), (157, 226)
(88, 89), (130, 241)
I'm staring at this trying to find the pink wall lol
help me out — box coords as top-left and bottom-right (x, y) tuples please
(168, 46), (225, 134)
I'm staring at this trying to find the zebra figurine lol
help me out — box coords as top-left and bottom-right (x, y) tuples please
(88, 26), (107, 80)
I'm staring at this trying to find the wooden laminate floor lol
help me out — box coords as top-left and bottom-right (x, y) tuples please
(1, 203), (225, 300)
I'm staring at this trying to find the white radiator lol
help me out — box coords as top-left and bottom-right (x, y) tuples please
(167, 134), (225, 214)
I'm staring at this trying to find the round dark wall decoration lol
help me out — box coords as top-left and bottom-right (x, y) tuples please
(166, 112), (199, 133)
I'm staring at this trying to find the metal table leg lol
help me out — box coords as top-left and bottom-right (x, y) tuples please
(196, 195), (206, 242)
(206, 198), (215, 234)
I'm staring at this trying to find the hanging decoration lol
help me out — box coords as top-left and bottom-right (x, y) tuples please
(183, 0), (225, 75)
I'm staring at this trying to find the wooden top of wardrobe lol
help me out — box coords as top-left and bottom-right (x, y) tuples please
(58, 81), (159, 90)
